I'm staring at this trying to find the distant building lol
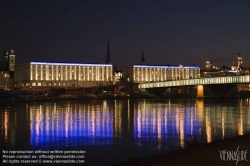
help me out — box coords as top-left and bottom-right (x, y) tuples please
(123, 65), (200, 83)
(0, 72), (10, 90)
(113, 70), (122, 84)
(0, 47), (16, 89)
(14, 62), (113, 88)
(201, 71), (237, 78)
(1, 47), (16, 73)
(201, 63), (249, 78)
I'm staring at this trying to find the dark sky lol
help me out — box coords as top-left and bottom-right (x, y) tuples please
(1, 0), (250, 69)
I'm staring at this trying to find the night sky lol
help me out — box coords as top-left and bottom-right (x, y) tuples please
(1, 0), (250, 69)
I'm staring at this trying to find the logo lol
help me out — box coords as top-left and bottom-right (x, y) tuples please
(219, 146), (248, 165)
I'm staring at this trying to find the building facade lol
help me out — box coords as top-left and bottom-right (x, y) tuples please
(0, 72), (10, 90)
(2, 47), (16, 73)
(113, 71), (122, 84)
(123, 65), (200, 83)
(0, 47), (16, 89)
(14, 62), (113, 88)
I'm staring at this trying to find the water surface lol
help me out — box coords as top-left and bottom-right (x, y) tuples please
(1, 99), (250, 165)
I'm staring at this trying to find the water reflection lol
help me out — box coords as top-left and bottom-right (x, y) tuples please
(29, 101), (114, 149)
(134, 100), (202, 151)
(1, 99), (250, 165)
(3, 111), (9, 142)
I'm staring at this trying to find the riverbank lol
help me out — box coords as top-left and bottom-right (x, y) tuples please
(57, 93), (161, 100)
(115, 134), (250, 166)
(1, 89), (250, 101)
(0, 93), (167, 101)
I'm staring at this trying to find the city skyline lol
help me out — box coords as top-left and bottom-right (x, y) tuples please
(1, 0), (250, 69)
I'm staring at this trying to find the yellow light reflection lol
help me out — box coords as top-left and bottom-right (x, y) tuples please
(205, 110), (211, 143)
(137, 107), (141, 139)
(91, 105), (95, 136)
(175, 107), (180, 135)
(179, 109), (185, 148)
(157, 106), (162, 150)
(35, 109), (41, 144)
(238, 101), (243, 135)
(128, 99), (130, 131)
(45, 105), (50, 138)
(196, 99), (204, 123)
(4, 111), (9, 142)
(221, 110), (225, 139)
(65, 103), (69, 138)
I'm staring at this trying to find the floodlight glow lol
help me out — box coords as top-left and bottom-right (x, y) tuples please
(133, 65), (200, 69)
(228, 70), (238, 73)
(31, 62), (113, 67)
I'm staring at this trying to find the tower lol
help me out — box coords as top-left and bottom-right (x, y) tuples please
(141, 49), (146, 65)
(237, 53), (242, 70)
(8, 47), (15, 72)
(3, 49), (9, 69)
(106, 40), (111, 64)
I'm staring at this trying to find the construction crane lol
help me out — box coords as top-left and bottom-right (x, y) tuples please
(205, 53), (242, 70)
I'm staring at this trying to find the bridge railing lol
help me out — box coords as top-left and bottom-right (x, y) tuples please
(138, 75), (250, 89)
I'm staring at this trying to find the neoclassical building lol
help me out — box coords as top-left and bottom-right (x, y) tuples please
(123, 52), (200, 83)
(123, 65), (200, 83)
(14, 40), (114, 89)
(14, 62), (113, 88)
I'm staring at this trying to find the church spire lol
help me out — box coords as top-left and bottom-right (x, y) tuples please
(141, 49), (146, 65)
(106, 39), (111, 64)
(3, 49), (9, 63)
(9, 47), (14, 55)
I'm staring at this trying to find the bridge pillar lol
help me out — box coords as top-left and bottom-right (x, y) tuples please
(197, 85), (204, 98)
(197, 84), (239, 98)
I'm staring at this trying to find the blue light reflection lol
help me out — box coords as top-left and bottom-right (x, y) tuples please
(134, 100), (202, 150)
(30, 102), (113, 149)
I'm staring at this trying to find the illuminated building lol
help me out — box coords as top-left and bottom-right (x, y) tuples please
(0, 47), (15, 89)
(14, 62), (113, 88)
(0, 72), (10, 90)
(3, 47), (15, 72)
(113, 70), (122, 83)
(123, 65), (200, 83)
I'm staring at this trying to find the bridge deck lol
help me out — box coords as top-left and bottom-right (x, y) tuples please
(139, 75), (250, 89)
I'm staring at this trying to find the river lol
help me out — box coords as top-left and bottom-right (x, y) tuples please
(1, 98), (250, 165)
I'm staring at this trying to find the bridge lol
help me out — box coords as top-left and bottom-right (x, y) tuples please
(138, 75), (250, 98)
